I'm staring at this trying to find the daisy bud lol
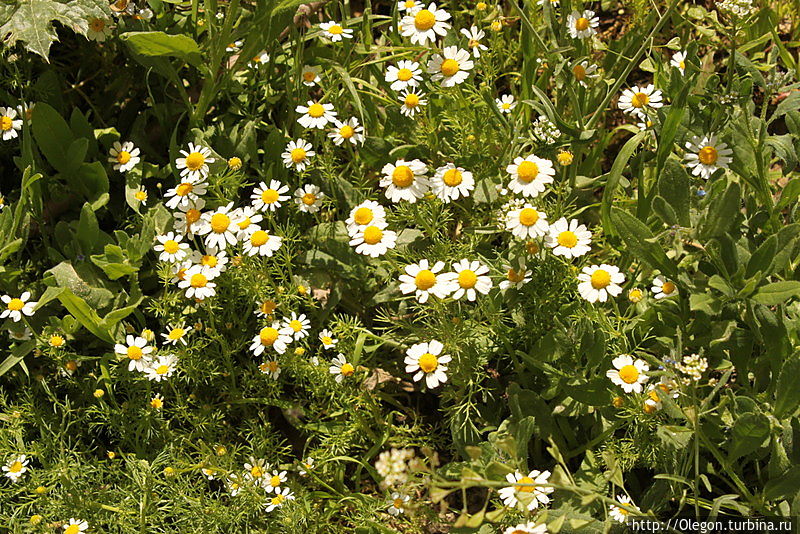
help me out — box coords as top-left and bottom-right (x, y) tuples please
(164, 466), (176, 477)
(525, 241), (540, 254)
(141, 329), (155, 342)
(93, 389), (105, 398)
(557, 150), (574, 166)
(476, 2), (487, 9)
(628, 288), (643, 303)
(294, 347), (306, 355)
(297, 285), (307, 295)
(612, 396), (624, 408)
(107, 451), (116, 459)
(491, 20), (502, 31)
(30, 515), (43, 525)
(228, 156), (242, 170)
(216, 445), (227, 456)
(34, 485), (47, 494)
(65, 360), (78, 372)
(467, 134), (476, 142)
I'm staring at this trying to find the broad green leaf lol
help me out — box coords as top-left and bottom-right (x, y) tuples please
(763, 466), (800, 501)
(701, 180), (741, 240)
(601, 131), (647, 234)
(31, 102), (75, 171)
(657, 160), (690, 226)
(77, 202), (100, 254)
(610, 208), (677, 277)
(727, 412), (770, 461)
(57, 288), (114, 343)
(751, 281), (800, 306)
(0, 340), (35, 377)
(119, 31), (202, 67)
(774, 356), (800, 419)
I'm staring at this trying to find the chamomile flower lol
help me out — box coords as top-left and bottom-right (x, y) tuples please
(427, 46), (473, 87)
(250, 323), (293, 356)
(441, 259), (493, 301)
(606, 354), (649, 393)
(165, 177), (208, 210)
(294, 184), (325, 213)
(577, 264), (625, 303)
(431, 164), (475, 202)
(87, 16), (114, 41)
(1, 292), (38, 322)
(499, 264), (533, 290)
(298, 457), (315, 475)
(399, 2), (451, 45)
(175, 143), (215, 181)
(232, 206), (263, 240)
(345, 200), (387, 234)
(226, 473), (244, 496)
(609, 495), (638, 522)
(329, 118), (365, 146)
(329, 354), (356, 383)
(132, 188), (148, 205)
(0, 107), (23, 140)
(651, 276), (678, 299)
(49, 334), (66, 348)
(399, 89), (427, 117)
(243, 457), (268, 484)
(567, 10), (599, 39)
(150, 394), (164, 409)
(618, 85), (664, 118)
(154, 232), (190, 262)
(544, 218), (592, 258)
(248, 52), (270, 68)
(572, 60), (598, 87)
(243, 229), (283, 257)
(170, 259), (193, 285)
(3, 454), (29, 482)
(506, 155), (555, 198)
(178, 265), (217, 300)
(496, 94), (516, 113)
(505, 204), (549, 239)
(385, 60), (423, 91)
(255, 300), (278, 318)
(251, 180), (290, 212)
(296, 101), (337, 129)
(161, 324), (191, 346)
(503, 523), (548, 534)
(259, 360), (281, 380)
(197, 203), (242, 249)
(405, 340), (451, 389)
(319, 21), (353, 42)
(684, 134), (732, 180)
(300, 65), (321, 86)
(225, 40), (243, 53)
(108, 141), (140, 172)
(671, 50), (687, 75)
(8, 326), (32, 341)
(398, 0), (422, 12)
(283, 312), (311, 340)
(498, 470), (553, 511)
(114, 335), (154, 372)
(62, 518), (89, 534)
(281, 139), (315, 171)
(173, 198), (206, 235)
(380, 159), (429, 203)
(144, 354), (178, 382)
(319, 329), (338, 349)
(264, 469), (288, 493)
(389, 493), (411, 515)
(192, 246), (229, 276)
(349, 223), (397, 257)
(460, 25), (488, 58)
(265, 487), (295, 512)
(398, 260), (452, 303)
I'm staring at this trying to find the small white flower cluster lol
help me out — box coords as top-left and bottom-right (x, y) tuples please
(531, 115), (562, 144)
(717, 0), (756, 17)
(375, 447), (417, 489)
(114, 335), (179, 382)
(675, 353), (709, 383)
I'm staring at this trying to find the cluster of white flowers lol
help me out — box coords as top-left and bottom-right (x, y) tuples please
(717, 0), (756, 17)
(375, 447), (418, 489)
(676, 353), (709, 382)
(531, 114), (562, 144)
(114, 334), (179, 382)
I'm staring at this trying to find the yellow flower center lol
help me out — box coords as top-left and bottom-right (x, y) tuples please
(184, 151), (205, 171)
(260, 301), (277, 315)
(393, 498), (404, 508)
(302, 193), (317, 205)
(557, 230), (578, 248)
(0, 116), (13, 131)
(270, 475), (282, 487)
(250, 230), (270, 247)
(363, 226), (383, 245)
(289, 320), (303, 332)
(260, 327), (280, 346)
(267, 361), (279, 372)
(573, 64), (586, 81)
(134, 191), (147, 201)
(340, 362), (355, 376)
(168, 328), (185, 340)
(272, 494), (285, 505)
(392, 165), (414, 187)
(201, 255), (218, 267)
(50, 335), (65, 347)
(210, 213), (231, 233)
(458, 269), (477, 289)
(507, 268), (526, 283)
(228, 157), (241, 169)
(65, 360), (78, 371)
(261, 189), (280, 204)
(151, 397), (163, 409)
(117, 150), (131, 164)
(618, 364), (640, 384)
(307, 103), (325, 118)
(440, 59), (460, 77)
(442, 168), (463, 186)
(250, 465), (264, 478)
(516, 161), (539, 182)
(515, 476), (536, 493)
(338, 125), (355, 139)
(65, 525), (80, 534)
(405, 0), (416, 6)
(418, 352), (438, 373)
(237, 217), (251, 230)
(175, 182), (194, 196)
(190, 273), (208, 288)
(7, 298), (24, 311)
(631, 92), (649, 108)
(679, 60), (686, 70)
(321, 336), (333, 346)
(468, 38), (480, 48)
(328, 24), (344, 35)
(414, 9), (436, 30)
(575, 17), (590, 31)
(290, 148), (307, 163)
(163, 240), (180, 254)
(405, 93), (420, 107)
(9, 461), (23, 473)
(353, 207), (373, 225)
(698, 146), (718, 165)
(303, 71), (317, 82)
(519, 208), (539, 226)
(397, 68), (414, 81)
(127, 346), (143, 360)
(590, 269), (611, 289)
(661, 281), (676, 294)
(186, 208), (201, 224)
(414, 269), (437, 290)
(502, 103), (511, 110)
(629, 288), (643, 302)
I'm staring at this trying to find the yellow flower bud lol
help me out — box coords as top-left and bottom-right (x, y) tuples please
(557, 150), (574, 166)
(228, 156), (242, 170)
(93, 389), (105, 398)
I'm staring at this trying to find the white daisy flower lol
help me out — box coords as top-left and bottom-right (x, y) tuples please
(506, 155), (555, 198)
(264, 469), (288, 493)
(165, 177), (208, 210)
(441, 259), (493, 301)
(2, 454), (29, 483)
(345, 200), (387, 234)
(329, 117), (365, 146)
(389, 493), (411, 515)
(87, 17), (114, 41)
(252, 180), (291, 212)
(329, 353), (355, 383)
(243, 229), (282, 257)
(399, 89), (427, 117)
(577, 264), (625, 303)
(250, 323), (293, 356)
(671, 50), (687, 75)
(319, 21), (353, 42)
(178, 265), (217, 300)
(191, 246), (229, 276)
(225, 40), (243, 53)
(319, 329), (338, 349)
(618, 84), (664, 118)
(298, 457), (315, 475)
(380, 159), (429, 203)
(606, 354), (650, 393)
(567, 10), (599, 39)
(175, 142), (215, 181)
(265, 487), (295, 512)
(0, 107), (23, 141)
(282, 139), (316, 171)
(503, 523), (548, 534)
(572, 60), (598, 87)
(651, 275), (678, 299)
(544, 217), (592, 258)
(169, 259), (193, 285)
(496, 94), (516, 113)
(154, 232), (190, 262)
(300, 65), (321, 86)
(498, 470), (553, 511)
(609, 494), (638, 522)
(398, 259), (452, 303)
(385, 60), (423, 91)
(537, 0), (559, 6)
(144, 354), (178, 382)
(460, 25), (488, 58)
(172, 200), (206, 237)
(349, 223), (397, 257)
(499, 264), (532, 290)
(62, 518), (89, 533)
(162, 324), (191, 346)
(684, 134), (732, 180)
(232, 206), (263, 240)
(397, 0), (422, 12)
(405, 339), (451, 389)
(201, 467), (217, 480)
(399, 2), (451, 45)
(1, 292), (38, 322)
(259, 360), (281, 380)
(108, 141), (140, 172)
(254, 300), (278, 318)
(244, 457), (268, 483)
(226, 473), (244, 496)
(248, 51), (270, 68)
(296, 101), (337, 129)
(506, 204), (549, 239)
(294, 184), (325, 213)
(283, 312), (311, 340)
(197, 203), (242, 249)
(431, 163), (475, 203)
(427, 46), (473, 87)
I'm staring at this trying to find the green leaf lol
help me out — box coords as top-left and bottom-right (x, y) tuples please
(763, 466), (800, 501)
(744, 235), (777, 281)
(701, 180), (741, 240)
(727, 412), (770, 461)
(57, 288), (114, 343)
(657, 160), (690, 226)
(31, 102), (75, 171)
(601, 131), (648, 234)
(0, 341), (35, 377)
(610, 208), (677, 277)
(77, 202), (100, 254)
(751, 281), (800, 306)
(119, 31), (202, 66)
(774, 356), (800, 419)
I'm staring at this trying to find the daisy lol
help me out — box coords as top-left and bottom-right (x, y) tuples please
(329, 118), (365, 146)
(399, 89), (427, 117)
(250, 323), (293, 356)
(178, 265), (217, 300)
(259, 360), (281, 380)
(62, 519), (89, 534)
(108, 141), (140, 172)
(671, 50), (687, 75)
(499, 263), (533, 290)
(226, 473), (244, 496)
(330, 354), (356, 383)
(431, 164), (475, 203)
(170, 259), (193, 285)
(150, 394), (164, 409)
(252, 180), (291, 211)
(1, 292), (38, 322)
(8, 326), (32, 341)
(298, 457), (315, 475)
(161, 324), (191, 346)
(225, 40), (243, 53)
(349, 223), (397, 257)
(496, 94), (516, 113)
(232, 206), (263, 240)
(0, 107), (22, 141)
(294, 184), (325, 213)
(405, 340), (451, 389)
(609, 495), (638, 522)
(192, 246), (229, 276)
(380, 159), (429, 203)
(165, 177), (208, 210)
(389, 493), (411, 515)
(503, 523), (548, 534)
(684, 134), (732, 180)
(628, 287), (644, 303)
(345, 200), (387, 234)
(296, 101), (337, 129)
(319, 21), (353, 42)
(201, 467), (216, 479)
(506, 155), (555, 197)
(319, 329), (338, 349)
(544, 218), (592, 258)
(498, 470), (553, 511)
(49, 334), (66, 348)
(460, 25), (488, 58)
(249, 52), (270, 68)
(87, 16), (114, 41)
(154, 232), (190, 262)
(264, 469), (288, 493)
(132, 188), (148, 204)
(2, 454), (29, 482)
(283, 312), (310, 340)
(175, 142), (215, 181)
(301, 65), (321, 86)
(398, 0), (422, 12)
(385, 60), (423, 91)
(606, 354), (649, 393)
(254, 300), (278, 318)
(651, 275), (678, 299)
(427, 46), (473, 87)
(244, 457), (268, 484)
(243, 229), (283, 257)
(197, 203), (242, 249)
(398, 259), (452, 303)
(265, 487), (295, 512)
(144, 354), (178, 382)
(572, 60), (598, 87)
(114, 334), (154, 372)
(618, 84), (664, 118)
(399, 2), (451, 45)
(173, 198), (206, 235)
(281, 139), (315, 171)
(567, 10), (599, 39)
(441, 259), (493, 301)
(577, 264), (625, 303)
(505, 204), (549, 239)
